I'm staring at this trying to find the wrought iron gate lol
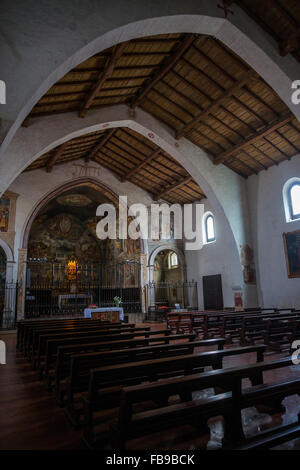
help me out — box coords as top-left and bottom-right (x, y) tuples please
(0, 282), (18, 329)
(24, 260), (142, 318)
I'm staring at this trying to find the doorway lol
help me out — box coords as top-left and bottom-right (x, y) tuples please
(202, 274), (223, 310)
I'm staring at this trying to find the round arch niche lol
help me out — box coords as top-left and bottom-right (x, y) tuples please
(22, 178), (121, 250)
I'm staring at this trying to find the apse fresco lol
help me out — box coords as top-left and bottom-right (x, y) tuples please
(28, 212), (102, 263)
(0, 197), (10, 232)
(27, 209), (141, 287)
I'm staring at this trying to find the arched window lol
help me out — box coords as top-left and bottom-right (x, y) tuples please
(289, 182), (300, 220)
(283, 179), (300, 222)
(169, 251), (178, 268)
(205, 214), (216, 243)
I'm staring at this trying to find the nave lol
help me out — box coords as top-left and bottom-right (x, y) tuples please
(1, 314), (300, 451)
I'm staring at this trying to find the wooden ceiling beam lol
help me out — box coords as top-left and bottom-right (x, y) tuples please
(176, 70), (257, 138)
(79, 42), (127, 118)
(84, 129), (115, 162)
(121, 149), (160, 182)
(214, 114), (293, 165)
(154, 175), (193, 200)
(280, 30), (300, 56)
(131, 34), (196, 109)
(231, 0), (300, 58)
(46, 142), (68, 172)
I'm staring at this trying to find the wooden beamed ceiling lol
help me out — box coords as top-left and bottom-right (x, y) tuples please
(226, 0), (300, 61)
(25, 26), (300, 181)
(25, 127), (205, 204)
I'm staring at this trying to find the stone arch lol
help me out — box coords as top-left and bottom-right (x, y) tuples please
(21, 176), (145, 254)
(148, 244), (186, 283)
(0, 239), (13, 263)
(0, 239), (14, 284)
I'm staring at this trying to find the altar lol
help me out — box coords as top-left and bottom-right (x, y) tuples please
(83, 306), (124, 322)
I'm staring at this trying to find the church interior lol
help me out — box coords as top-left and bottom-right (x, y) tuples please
(1, 0), (300, 453)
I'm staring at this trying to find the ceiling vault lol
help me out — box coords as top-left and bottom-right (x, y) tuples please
(26, 22), (300, 180)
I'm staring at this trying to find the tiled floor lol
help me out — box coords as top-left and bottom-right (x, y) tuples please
(1, 323), (300, 450)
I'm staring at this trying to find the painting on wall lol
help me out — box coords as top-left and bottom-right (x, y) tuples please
(0, 198), (10, 232)
(283, 230), (300, 278)
(240, 244), (256, 284)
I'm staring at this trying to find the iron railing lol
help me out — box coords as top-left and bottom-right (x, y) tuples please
(145, 281), (198, 320)
(24, 284), (142, 318)
(0, 282), (18, 329)
(24, 260), (142, 318)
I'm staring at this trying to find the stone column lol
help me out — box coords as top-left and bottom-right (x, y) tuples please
(140, 253), (148, 313)
(17, 248), (27, 320)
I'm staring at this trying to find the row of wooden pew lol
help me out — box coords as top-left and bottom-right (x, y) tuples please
(16, 317), (300, 450)
(167, 308), (300, 350)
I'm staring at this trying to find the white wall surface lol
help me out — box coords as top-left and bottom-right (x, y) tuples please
(248, 155), (300, 309)
(185, 199), (258, 309)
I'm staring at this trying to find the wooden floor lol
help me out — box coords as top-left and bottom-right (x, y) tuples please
(1, 324), (300, 450)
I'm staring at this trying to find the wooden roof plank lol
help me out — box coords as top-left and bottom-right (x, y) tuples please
(154, 176), (193, 200)
(131, 34), (196, 109)
(79, 42), (128, 117)
(214, 114), (293, 165)
(84, 128), (116, 162)
(176, 69), (257, 138)
(121, 149), (160, 182)
(46, 142), (69, 173)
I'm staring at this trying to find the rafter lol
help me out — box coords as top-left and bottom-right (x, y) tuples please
(79, 42), (127, 117)
(176, 69), (257, 139)
(130, 33), (196, 109)
(46, 142), (68, 172)
(121, 149), (160, 182)
(214, 114), (293, 165)
(154, 175), (193, 200)
(280, 29), (300, 56)
(84, 129), (116, 162)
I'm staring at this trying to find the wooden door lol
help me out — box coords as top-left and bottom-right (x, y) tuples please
(202, 274), (223, 310)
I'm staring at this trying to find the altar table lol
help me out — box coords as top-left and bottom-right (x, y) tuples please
(83, 307), (124, 322)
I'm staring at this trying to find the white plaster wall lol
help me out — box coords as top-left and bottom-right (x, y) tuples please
(248, 155), (300, 309)
(185, 199), (258, 309)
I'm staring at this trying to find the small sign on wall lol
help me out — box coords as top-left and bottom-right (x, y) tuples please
(234, 292), (243, 311)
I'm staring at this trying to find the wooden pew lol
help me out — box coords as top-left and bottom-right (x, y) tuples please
(17, 317), (122, 348)
(23, 320), (134, 357)
(63, 338), (226, 425)
(53, 336), (216, 402)
(81, 344), (266, 446)
(34, 326), (160, 370)
(109, 356), (295, 450)
(38, 331), (196, 380)
(28, 323), (144, 362)
(263, 315), (299, 351)
(240, 312), (300, 346)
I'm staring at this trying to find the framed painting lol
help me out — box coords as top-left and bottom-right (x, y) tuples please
(0, 197), (10, 232)
(283, 230), (300, 278)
